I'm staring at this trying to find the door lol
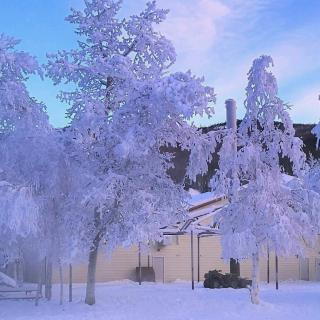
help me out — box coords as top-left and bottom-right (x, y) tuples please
(153, 256), (165, 283)
(316, 259), (320, 281)
(299, 258), (309, 281)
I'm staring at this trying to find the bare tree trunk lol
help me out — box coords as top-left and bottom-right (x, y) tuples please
(59, 261), (63, 305)
(250, 252), (260, 304)
(85, 239), (100, 305)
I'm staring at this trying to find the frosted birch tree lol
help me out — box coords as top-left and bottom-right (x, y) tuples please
(0, 35), (77, 297)
(212, 55), (317, 304)
(46, 0), (219, 305)
(0, 33), (46, 258)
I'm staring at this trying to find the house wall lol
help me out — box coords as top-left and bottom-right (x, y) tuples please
(307, 237), (320, 281)
(239, 254), (300, 282)
(54, 235), (227, 283)
(53, 235), (320, 284)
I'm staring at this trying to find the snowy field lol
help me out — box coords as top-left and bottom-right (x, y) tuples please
(0, 281), (319, 320)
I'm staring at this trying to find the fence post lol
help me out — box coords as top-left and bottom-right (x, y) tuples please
(138, 242), (142, 285)
(197, 236), (200, 282)
(275, 255), (279, 290)
(69, 264), (72, 302)
(191, 230), (194, 290)
(267, 249), (270, 284)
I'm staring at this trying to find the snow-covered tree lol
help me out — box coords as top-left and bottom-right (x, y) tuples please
(0, 34), (47, 133)
(212, 55), (317, 304)
(311, 122), (320, 150)
(46, 0), (219, 305)
(0, 33), (46, 255)
(311, 96), (320, 149)
(0, 35), (77, 296)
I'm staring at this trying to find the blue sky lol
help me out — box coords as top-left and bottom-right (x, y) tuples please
(1, 0), (320, 127)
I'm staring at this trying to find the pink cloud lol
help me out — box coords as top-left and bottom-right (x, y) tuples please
(290, 85), (320, 124)
(157, 0), (231, 73)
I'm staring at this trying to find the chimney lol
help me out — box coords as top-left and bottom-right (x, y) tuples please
(225, 99), (237, 130)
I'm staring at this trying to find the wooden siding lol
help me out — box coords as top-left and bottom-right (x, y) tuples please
(53, 235), (320, 283)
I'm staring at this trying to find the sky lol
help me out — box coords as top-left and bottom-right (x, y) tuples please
(1, 0), (320, 128)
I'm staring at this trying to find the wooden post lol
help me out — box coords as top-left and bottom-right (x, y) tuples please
(69, 264), (72, 302)
(45, 260), (53, 300)
(267, 249), (270, 284)
(191, 230), (194, 290)
(197, 236), (200, 282)
(275, 255), (279, 290)
(43, 257), (47, 297)
(39, 259), (45, 298)
(35, 262), (43, 306)
(35, 280), (41, 306)
(59, 262), (63, 305)
(230, 258), (240, 276)
(13, 260), (18, 285)
(138, 242), (142, 285)
(147, 255), (150, 268)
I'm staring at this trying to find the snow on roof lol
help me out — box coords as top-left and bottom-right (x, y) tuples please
(281, 173), (296, 184)
(163, 175), (300, 237)
(188, 202), (225, 220)
(160, 191), (227, 236)
(281, 173), (302, 191)
(187, 190), (223, 207)
(187, 173), (297, 209)
(187, 188), (201, 196)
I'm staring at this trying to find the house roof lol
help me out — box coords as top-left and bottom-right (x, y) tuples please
(162, 173), (299, 238)
(161, 191), (227, 237)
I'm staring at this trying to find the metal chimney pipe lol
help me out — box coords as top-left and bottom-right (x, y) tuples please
(225, 99), (237, 130)
(225, 99), (238, 275)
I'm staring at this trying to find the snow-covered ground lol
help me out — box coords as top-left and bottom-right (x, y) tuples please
(0, 281), (319, 320)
